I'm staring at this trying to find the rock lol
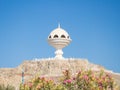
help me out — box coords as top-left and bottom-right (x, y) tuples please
(0, 58), (120, 89)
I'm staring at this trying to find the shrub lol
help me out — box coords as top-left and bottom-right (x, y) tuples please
(0, 84), (15, 90)
(20, 70), (119, 90)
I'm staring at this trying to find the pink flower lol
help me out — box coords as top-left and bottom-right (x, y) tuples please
(28, 82), (33, 88)
(99, 85), (103, 89)
(102, 76), (105, 80)
(46, 80), (49, 83)
(40, 76), (46, 81)
(49, 78), (53, 81)
(66, 79), (72, 83)
(63, 79), (72, 84)
(73, 77), (76, 80)
(98, 80), (103, 87)
(63, 80), (67, 84)
(83, 75), (88, 80)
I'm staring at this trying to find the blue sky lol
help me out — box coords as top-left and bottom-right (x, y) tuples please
(0, 0), (120, 73)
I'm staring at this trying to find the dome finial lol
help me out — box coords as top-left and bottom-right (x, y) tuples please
(48, 24), (72, 59)
(58, 22), (60, 28)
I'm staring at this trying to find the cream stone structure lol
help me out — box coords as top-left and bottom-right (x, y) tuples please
(48, 24), (72, 59)
(0, 25), (120, 89)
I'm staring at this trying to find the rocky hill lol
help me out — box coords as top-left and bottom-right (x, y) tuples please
(0, 58), (120, 90)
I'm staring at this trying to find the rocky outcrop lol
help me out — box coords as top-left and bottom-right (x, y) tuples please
(0, 58), (120, 89)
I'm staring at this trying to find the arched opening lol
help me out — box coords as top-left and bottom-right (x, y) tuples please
(49, 35), (51, 38)
(61, 35), (66, 38)
(67, 36), (70, 39)
(54, 35), (58, 38)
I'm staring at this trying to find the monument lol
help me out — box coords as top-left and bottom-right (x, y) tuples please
(0, 24), (120, 89)
(48, 24), (71, 59)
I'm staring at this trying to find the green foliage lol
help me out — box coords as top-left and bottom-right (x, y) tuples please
(20, 70), (119, 90)
(0, 84), (15, 90)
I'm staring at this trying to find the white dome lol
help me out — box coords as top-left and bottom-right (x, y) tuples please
(48, 26), (70, 39)
(47, 24), (72, 59)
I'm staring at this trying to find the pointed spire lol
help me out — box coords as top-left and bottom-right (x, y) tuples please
(58, 22), (60, 28)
